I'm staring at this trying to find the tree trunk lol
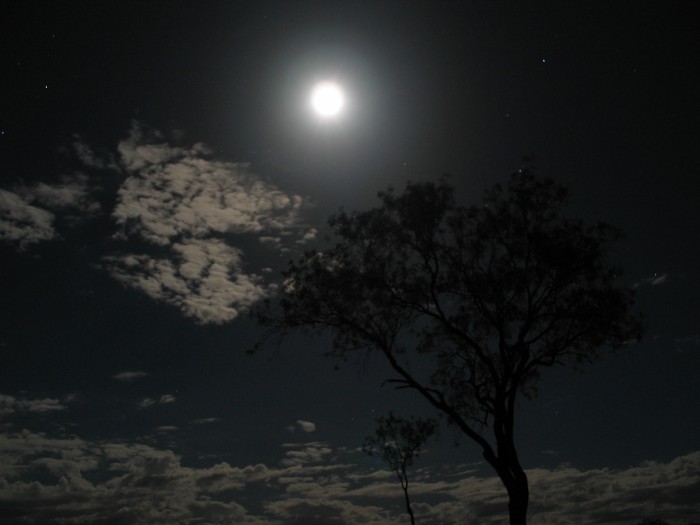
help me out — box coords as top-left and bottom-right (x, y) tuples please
(491, 386), (530, 525)
(400, 474), (416, 525)
(483, 439), (530, 525)
(403, 485), (416, 525)
(506, 472), (529, 525)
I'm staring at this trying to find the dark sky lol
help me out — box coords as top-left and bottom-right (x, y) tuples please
(1, 2), (699, 524)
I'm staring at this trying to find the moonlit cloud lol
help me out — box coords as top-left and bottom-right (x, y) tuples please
(0, 423), (698, 525)
(96, 121), (308, 324)
(0, 173), (100, 249)
(298, 420), (317, 433)
(155, 425), (178, 433)
(675, 334), (700, 347)
(137, 394), (177, 409)
(0, 394), (67, 417)
(265, 498), (387, 525)
(297, 227), (318, 244)
(17, 173), (100, 212)
(0, 189), (56, 247)
(113, 370), (150, 382)
(2, 121), (310, 324)
(72, 136), (119, 171)
(634, 272), (670, 288)
(0, 430), (259, 525)
(105, 239), (268, 324)
(280, 442), (332, 467)
(112, 122), (302, 245)
(651, 273), (668, 285)
(189, 417), (223, 425)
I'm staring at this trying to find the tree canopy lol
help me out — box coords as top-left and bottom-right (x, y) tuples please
(363, 413), (438, 525)
(259, 171), (642, 524)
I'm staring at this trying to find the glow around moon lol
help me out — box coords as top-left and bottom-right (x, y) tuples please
(310, 82), (345, 117)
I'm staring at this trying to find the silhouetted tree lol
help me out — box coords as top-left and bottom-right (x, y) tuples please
(363, 413), (438, 525)
(258, 171), (642, 525)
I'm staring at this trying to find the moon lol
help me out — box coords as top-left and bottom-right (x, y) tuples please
(310, 81), (345, 117)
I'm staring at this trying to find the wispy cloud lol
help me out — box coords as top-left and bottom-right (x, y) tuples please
(0, 393), (67, 417)
(634, 272), (669, 288)
(0, 189), (56, 248)
(113, 370), (149, 382)
(0, 172), (101, 249)
(287, 420), (317, 434)
(280, 441), (332, 467)
(71, 135), (119, 171)
(296, 227), (317, 245)
(16, 173), (100, 213)
(137, 394), (177, 410)
(155, 425), (178, 433)
(189, 417), (222, 425)
(675, 334), (700, 347)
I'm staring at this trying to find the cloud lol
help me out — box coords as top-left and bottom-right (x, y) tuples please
(651, 273), (668, 286)
(96, 121), (308, 324)
(17, 173), (100, 213)
(105, 238), (267, 324)
(3, 121), (310, 324)
(265, 497), (387, 525)
(296, 228), (318, 245)
(155, 425), (178, 433)
(0, 423), (698, 525)
(189, 417), (222, 425)
(137, 394), (176, 409)
(634, 272), (669, 288)
(113, 370), (149, 381)
(280, 442), (332, 467)
(72, 136), (119, 170)
(675, 335), (700, 347)
(289, 420), (317, 433)
(0, 429), (92, 480)
(0, 189), (56, 248)
(137, 397), (156, 409)
(0, 174), (101, 249)
(111, 122), (302, 246)
(159, 394), (176, 404)
(0, 394), (66, 418)
(523, 455), (700, 525)
(116, 122), (209, 173)
(0, 430), (261, 525)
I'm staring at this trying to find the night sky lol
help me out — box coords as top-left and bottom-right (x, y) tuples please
(1, 2), (699, 524)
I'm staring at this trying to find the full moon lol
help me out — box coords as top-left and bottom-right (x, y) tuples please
(310, 81), (345, 117)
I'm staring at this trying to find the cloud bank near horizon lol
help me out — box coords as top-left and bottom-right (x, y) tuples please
(0, 393), (698, 525)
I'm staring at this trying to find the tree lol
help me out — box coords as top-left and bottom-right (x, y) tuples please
(259, 171), (642, 524)
(363, 413), (438, 525)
